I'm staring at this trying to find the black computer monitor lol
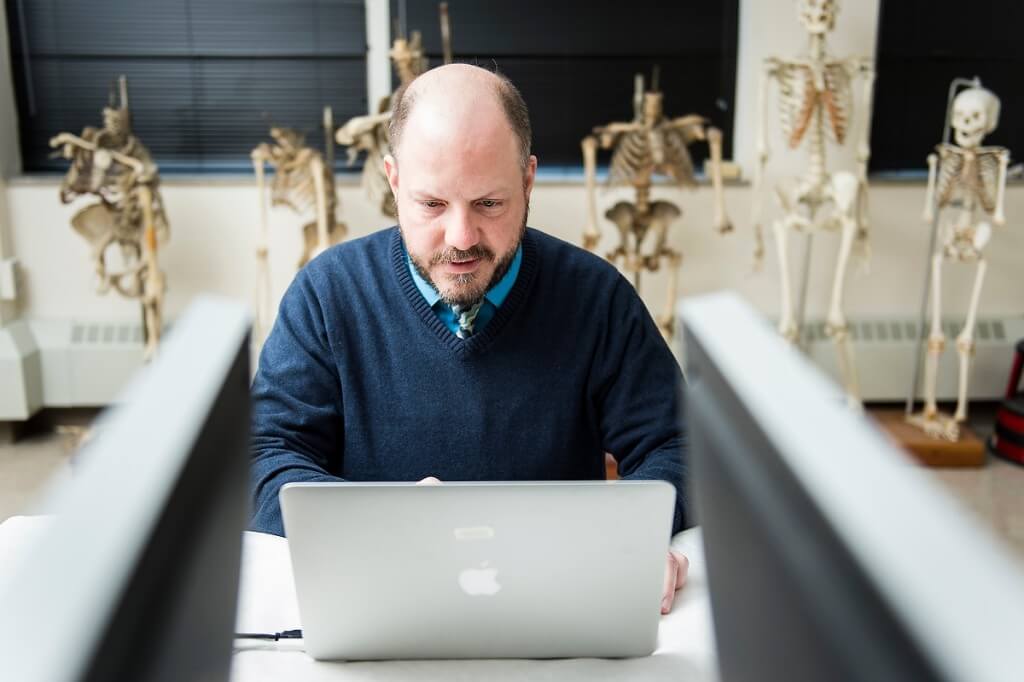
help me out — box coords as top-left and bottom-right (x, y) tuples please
(680, 292), (1024, 682)
(0, 297), (251, 682)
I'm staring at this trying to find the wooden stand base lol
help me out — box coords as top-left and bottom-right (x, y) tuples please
(871, 409), (986, 468)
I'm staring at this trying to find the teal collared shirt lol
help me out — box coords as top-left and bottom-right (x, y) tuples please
(407, 245), (522, 336)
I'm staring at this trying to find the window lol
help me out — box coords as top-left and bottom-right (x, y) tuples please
(396, 0), (739, 169)
(870, 0), (1023, 173)
(6, 0), (368, 173)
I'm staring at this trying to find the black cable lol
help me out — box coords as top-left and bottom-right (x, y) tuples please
(235, 629), (303, 641)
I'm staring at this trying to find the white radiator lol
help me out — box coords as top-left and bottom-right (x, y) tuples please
(801, 316), (1024, 401)
(4, 314), (1024, 421)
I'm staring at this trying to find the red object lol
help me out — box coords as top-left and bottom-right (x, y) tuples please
(990, 340), (1024, 466)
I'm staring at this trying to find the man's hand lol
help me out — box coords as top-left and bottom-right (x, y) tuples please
(661, 550), (689, 614)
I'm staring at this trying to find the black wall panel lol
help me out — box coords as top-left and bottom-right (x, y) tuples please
(6, 0), (368, 172)
(871, 0), (1024, 173)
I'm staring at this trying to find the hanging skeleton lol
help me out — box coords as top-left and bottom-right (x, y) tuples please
(907, 86), (1010, 441)
(49, 76), (168, 361)
(252, 115), (347, 344)
(750, 0), (875, 402)
(582, 72), (731, 340)
(335, 2), (452, 219)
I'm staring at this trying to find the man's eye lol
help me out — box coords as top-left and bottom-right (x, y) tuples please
(422, 201), (443, 209)
(479, 200), (501, 208)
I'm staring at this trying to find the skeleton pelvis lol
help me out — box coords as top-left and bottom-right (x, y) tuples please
(71, 203), (118, 247)
(298, 219), (348, 267)
(605, 200), (681, 235)
(943, 220), (991, 261)
(774, 171), (861, 232)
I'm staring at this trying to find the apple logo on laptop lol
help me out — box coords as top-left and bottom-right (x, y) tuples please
(458, 561), (501, 596)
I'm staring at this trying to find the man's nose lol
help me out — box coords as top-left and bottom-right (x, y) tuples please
(444, 206), (480, 251)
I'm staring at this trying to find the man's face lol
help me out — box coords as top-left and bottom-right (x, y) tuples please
(384, 103), (537, 307)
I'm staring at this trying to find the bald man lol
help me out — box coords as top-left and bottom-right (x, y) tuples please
(251, 64), (689, 613)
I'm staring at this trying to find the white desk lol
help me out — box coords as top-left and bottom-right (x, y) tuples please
(0, 517), (718, 681)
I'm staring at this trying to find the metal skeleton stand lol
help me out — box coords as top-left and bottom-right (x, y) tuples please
(904, 77), (982, 418)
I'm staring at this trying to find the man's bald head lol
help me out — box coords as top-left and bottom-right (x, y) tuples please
(388, 63), (532, 173)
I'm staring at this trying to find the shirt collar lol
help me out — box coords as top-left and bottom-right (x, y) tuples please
(407, 244), (523, 309)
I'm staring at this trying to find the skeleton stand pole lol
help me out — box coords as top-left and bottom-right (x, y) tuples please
(905, 76), (981, 415)
(954, 259), (988, 421)
(252, 156), (271, 347)
(439, 2), (453, 65)
(323, 106), (335, 173)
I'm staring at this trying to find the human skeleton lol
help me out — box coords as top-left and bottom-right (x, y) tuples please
(750, 0), (875, 401)
(252, 119), (347, 343)
(49, 77), (168, 361)
(907, 86), (1010, 441)
(334, 30), (430, 219)
(582, 74), (731, 340)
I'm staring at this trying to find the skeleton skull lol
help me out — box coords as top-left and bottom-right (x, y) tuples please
(952, 87), (1000, 149)
(797, 0), (837, 34)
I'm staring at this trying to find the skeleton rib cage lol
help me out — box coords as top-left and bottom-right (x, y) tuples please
(773, 59), (853, 150)
(607, 119), (704, 189)
(935, 143), (1004, 214)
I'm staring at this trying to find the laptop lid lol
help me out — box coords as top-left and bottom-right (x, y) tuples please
(280, 480), (674, 660)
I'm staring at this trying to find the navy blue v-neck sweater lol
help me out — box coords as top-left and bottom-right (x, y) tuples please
(250, 227), (688, 536)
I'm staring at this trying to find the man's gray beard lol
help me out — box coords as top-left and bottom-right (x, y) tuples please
(401, 206), (528, 308)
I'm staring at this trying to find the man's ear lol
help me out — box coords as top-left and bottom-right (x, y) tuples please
(383, 154), (399, 196)
(523, 154), (538, 199)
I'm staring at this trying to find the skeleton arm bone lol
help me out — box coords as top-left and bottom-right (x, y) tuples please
(665, 115), (708, 142)
(592, 121), (642, 148)
(581, 121), (642, 250)
(750, 59), (778, 268)
(994, 149), (1009, 225)
(335, 113), (390, 146)
(582, 135), (602, 251)
(923, 153), (938, 223)
(50, 133), (146, 176)
(49, 132), (94, 158)
(850, 57), (876, 185)
(706, 127), (732, 233)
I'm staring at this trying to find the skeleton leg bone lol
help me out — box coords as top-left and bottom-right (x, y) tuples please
(909, 252), (959, 441)
(657, 251), (683, 341)
(954, 259), (988, 423)
(924, 253), (944, 419)
(773, 217), (799, 343)
(826, 173), (862, 402)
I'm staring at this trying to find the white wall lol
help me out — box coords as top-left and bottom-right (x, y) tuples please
(8, 177), (1024, 325)
(2, 0), (1022, 333)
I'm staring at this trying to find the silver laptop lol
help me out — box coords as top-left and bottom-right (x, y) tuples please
(280, 480), (675, 661)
